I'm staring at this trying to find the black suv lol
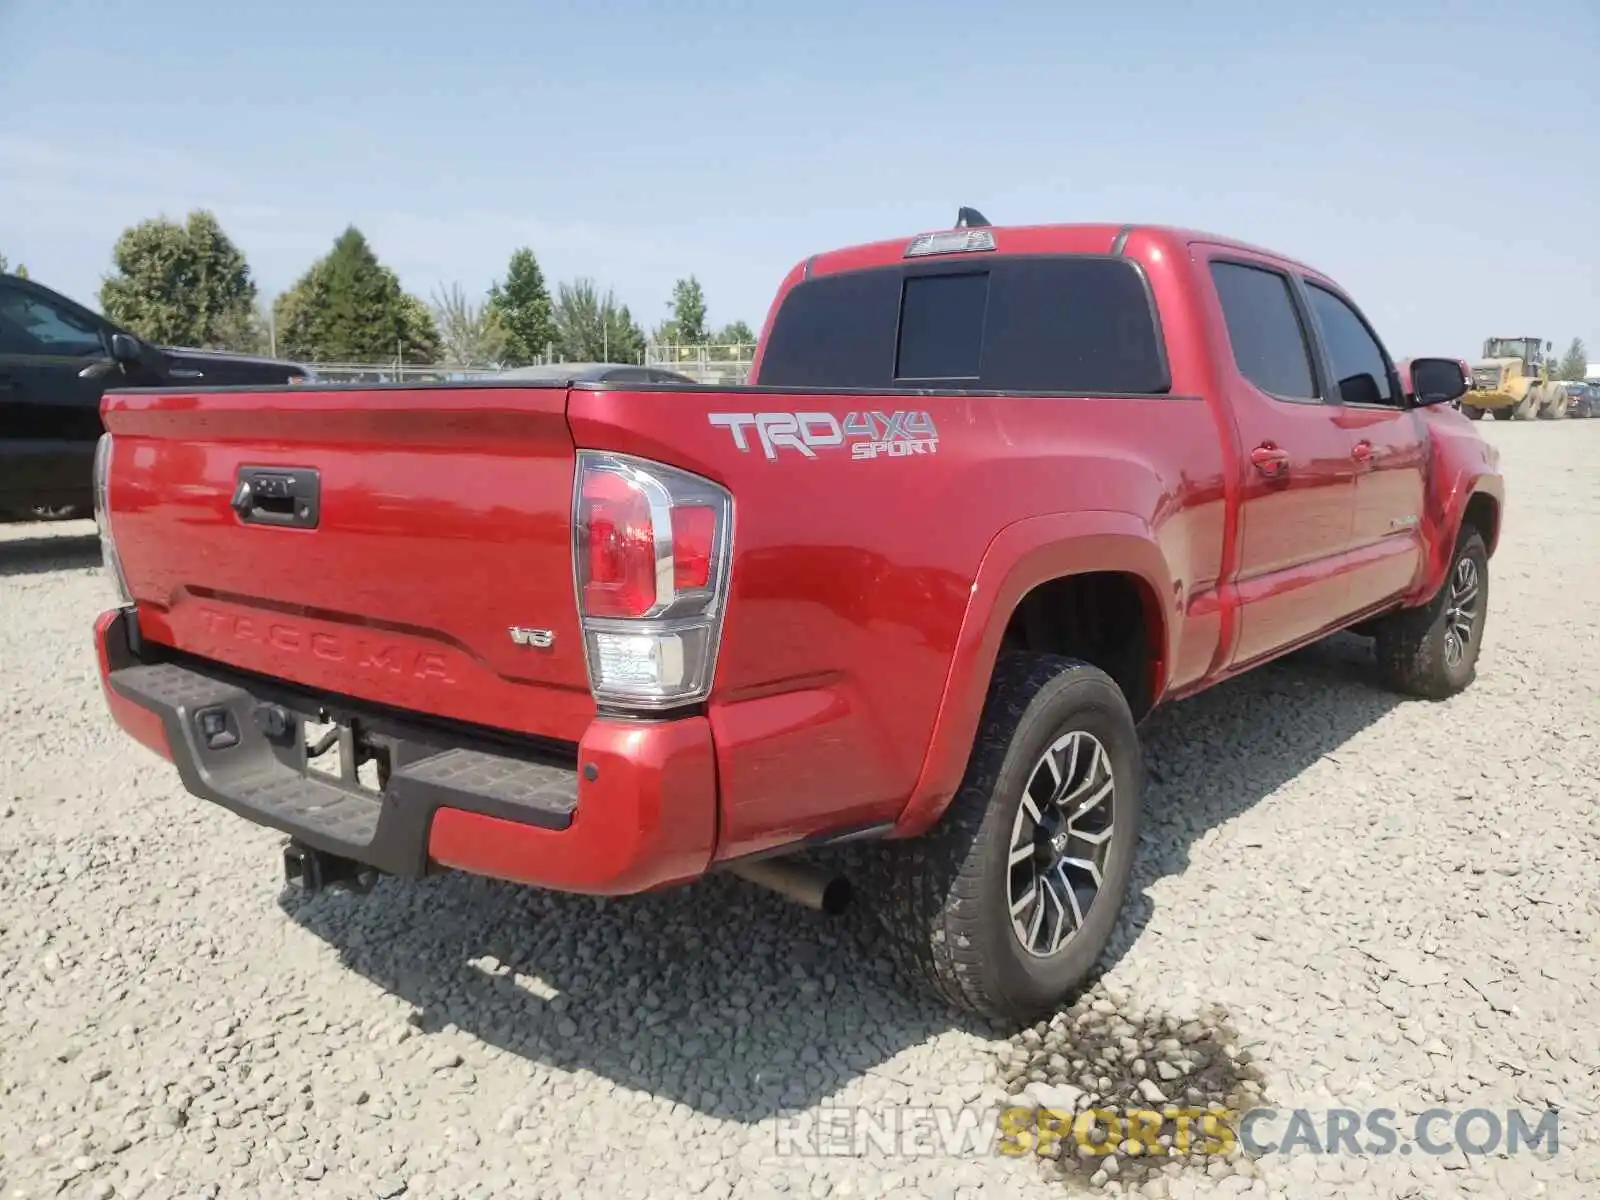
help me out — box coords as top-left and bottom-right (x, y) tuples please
(1, 273), (310, 518)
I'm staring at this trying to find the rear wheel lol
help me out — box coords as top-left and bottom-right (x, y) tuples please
(1492, 405), (1518, 421)
(1373, 528), (1488, 699)
(869, 655), (1141, 1022)
(1461, 405), (1485, 420)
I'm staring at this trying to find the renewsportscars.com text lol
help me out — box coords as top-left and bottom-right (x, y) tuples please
(773, 1105), (1561, 1160)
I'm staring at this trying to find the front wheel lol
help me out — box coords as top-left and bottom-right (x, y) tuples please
(1373, 528), (1489, 699)
(1461, 405), (1485, 420)
(869, 655), (1141, 1022)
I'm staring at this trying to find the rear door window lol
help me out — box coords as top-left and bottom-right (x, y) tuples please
(758, 256), (1169, 394)
(1209, 262), (1318, 401)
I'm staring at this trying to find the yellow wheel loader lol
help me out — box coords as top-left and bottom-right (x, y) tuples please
(1459, 337), (1570, 420)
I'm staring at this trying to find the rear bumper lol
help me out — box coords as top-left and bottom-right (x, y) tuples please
(94, 607), (717, 894)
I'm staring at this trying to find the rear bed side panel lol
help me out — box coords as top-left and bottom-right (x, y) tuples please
(568, 384), (1226, 860)
(103, 385), (595, 742)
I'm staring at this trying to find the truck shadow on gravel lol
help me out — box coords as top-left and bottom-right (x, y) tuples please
(0, 532), (101, 577)
(280, 632), (1400, 1124)
(1102, 631), (1403, 973)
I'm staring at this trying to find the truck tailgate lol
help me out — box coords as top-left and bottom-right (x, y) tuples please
(102, 384), (594, 743)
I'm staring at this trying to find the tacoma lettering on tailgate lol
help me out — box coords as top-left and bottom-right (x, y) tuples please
(197, 608), (455, 682)
(708, 411), (938, 461)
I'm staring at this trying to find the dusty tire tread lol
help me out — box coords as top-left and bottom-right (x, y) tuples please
(1374, 528), (1488, 700)
(866, 654), (1128, 1020)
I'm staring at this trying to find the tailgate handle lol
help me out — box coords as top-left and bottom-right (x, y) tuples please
(231, 467), (320, 529)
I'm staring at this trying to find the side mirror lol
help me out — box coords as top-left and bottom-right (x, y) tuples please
(1407, 356), (1468, 407)
(109, 332), (143, 365)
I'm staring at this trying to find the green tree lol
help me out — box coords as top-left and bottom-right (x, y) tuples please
(432, 283), (508, 367)
(211, 304), (270, 356)
(1557, 337), (1588, 381)
(486, 248), (554, 366)
(99, 211), (259, 349)
(272, 227), (439, 363)
(0, 253), (28, 278)
(552, 278), (645, 363)
(399, 294), (442, 362)
(664, 275), (709, 345)
(715, 319), (756, 346)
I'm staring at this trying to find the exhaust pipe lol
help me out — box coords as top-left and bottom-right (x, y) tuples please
(727, 857), (852, 915)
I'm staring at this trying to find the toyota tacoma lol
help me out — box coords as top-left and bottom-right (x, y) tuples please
(92, 216), (1503, 1021)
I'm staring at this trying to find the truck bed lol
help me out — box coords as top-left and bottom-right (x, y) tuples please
(103, 375), (1226, 861)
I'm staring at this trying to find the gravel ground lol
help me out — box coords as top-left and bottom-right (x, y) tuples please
(2, 422), (1597, 1200)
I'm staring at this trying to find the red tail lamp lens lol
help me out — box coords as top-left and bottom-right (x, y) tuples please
(582, 470), (657, 618)
(671, 504), (716, 592)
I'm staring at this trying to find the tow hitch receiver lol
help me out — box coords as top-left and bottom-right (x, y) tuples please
(282, 840), (378, 895)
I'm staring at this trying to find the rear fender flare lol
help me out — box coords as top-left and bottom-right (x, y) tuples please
(891, 511), (1174, 839)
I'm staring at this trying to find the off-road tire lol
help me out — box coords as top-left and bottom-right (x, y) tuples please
(1461, 405), (1485, 420)
(1373, 528), (1489, 699)
(1491, 406), (1516, 421)
(867, 655), (1141, 1023)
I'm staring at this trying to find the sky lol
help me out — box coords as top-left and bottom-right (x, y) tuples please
(2, 0), (1596, 363)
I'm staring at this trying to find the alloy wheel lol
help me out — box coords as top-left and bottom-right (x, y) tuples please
(1006, 730), (1116, 958)
(1443, 556), (1481, 668)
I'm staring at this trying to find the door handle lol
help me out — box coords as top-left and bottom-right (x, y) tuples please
(1250, 444), (1291, 479)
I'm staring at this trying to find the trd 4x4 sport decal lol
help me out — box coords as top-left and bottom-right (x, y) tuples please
(707, 411), (939, 461)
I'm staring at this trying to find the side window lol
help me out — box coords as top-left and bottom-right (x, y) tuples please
(1305, 284), (1397, 407)
(1209, 262), (1318, 400)
(0, 284), (106, 357)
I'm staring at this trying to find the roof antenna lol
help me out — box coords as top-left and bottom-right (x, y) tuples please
(955, 206), (991, 228)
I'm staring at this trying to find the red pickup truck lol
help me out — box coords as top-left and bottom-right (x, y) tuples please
(92, 217), (1502, 1021)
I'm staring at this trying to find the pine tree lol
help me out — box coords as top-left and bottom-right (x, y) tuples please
(1556, 338), (1588, 382)
(666, 276), (708, 345)
(552, 279), (645, 363)
(487, 248), (555, 366)
(272, 227), (439, 363)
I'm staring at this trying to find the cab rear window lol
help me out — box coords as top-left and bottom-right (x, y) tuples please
(757, 256), (1170, 394)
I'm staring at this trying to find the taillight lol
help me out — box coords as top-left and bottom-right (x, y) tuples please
(581, 469), (660, 618)
(93, 433), (133, 606)
(573, 452), (733, 709)
(670, 505), (716, 592)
